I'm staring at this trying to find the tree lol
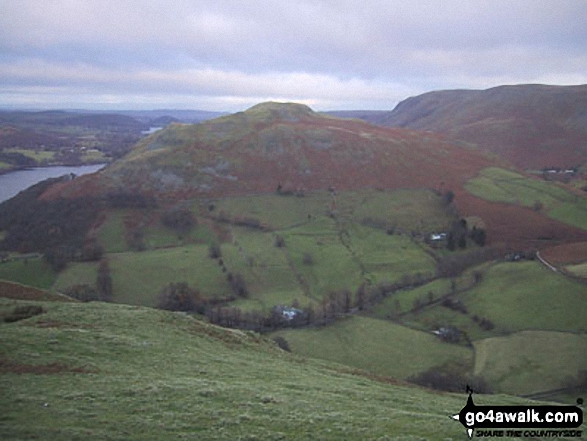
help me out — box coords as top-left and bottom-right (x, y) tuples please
(161, 207), (196, 235)
(342, 289), (352, 313)
(81, 237), (104, 261)
(446, 232), (455, 251)
(157, 282), (199, 312)
(96, 259), (113, 301)
(355, 284), (366, 311)
(227, 272), (249, 298)
(443, 190), (455, 205)
(43, 246), (71, 272)
(128, 228), (145, 251)
(208, 243), (222, 259)
(274, 235), (286, 248)
(470, 226), (487, 247)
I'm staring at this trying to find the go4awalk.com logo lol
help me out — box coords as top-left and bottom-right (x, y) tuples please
(451, 389), (584, 438)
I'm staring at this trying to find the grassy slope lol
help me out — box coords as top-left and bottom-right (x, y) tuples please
(62, 189), (440, 309)
(474, 331), (587, 395)
(214, 188), (453, 233)
(0, 299), (550, 440)
(465, 167), (587, 230)
(274, 316), (473, 380)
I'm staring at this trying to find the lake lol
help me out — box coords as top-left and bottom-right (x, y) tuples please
(0, 164), (106, 203)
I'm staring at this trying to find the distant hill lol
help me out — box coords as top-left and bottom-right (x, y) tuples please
(111, 109), (228, 124)
(374, 84), (587, 169)
(48, 101), (493, 200)
(0, 110), (146, 169)
(323, 110), (389, 123)
(37, 101), (587, 249)
(0, 110), (144, 131)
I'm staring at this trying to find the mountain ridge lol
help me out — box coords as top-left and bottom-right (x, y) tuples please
(43, 101), (495, 201)
(375, 84), (587, 169)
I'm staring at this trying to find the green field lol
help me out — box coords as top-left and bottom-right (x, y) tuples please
(400, 261), (587, 341)
(339, 188), (454, 232)
(461, 261), (587, 334)
(96, 210), (129, 253)
(371, 278), (457, 319)
(213, 188), (453, 233)
(227, 227), (309, 308)
(213, 192), (332, 229)
(566, 262), (587, 278)
(346, 224), (436, 284)
(474, 330), (587, 395)
(465, 167), (587, 230)
(0, 257), (56, 290)
(108, 245), (232, 307)
(274, 316), (473, 380)
(5, 148), (55, 163)
(80, 194), (439, 309)
(2, 298), (556, 440)
(52, 262), (99, 293)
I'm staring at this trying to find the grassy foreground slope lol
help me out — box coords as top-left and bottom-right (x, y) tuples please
(0, 299), (550, 441)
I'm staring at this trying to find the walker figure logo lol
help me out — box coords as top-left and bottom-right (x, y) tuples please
(451, 388), (583, 438)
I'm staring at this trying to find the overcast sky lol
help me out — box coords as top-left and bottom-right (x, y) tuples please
(0, 0), (586, 111)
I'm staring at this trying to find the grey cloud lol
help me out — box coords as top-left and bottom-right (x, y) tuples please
(0, 0), (586, 110)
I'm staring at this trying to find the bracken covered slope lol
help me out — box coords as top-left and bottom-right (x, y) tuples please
(376, 84), (587, 169)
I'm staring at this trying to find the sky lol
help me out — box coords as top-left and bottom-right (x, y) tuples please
(0, 0), (586, 112)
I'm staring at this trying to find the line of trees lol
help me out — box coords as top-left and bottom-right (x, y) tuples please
(154, 271), (437, 333)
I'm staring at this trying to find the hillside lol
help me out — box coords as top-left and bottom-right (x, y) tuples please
(375, 84), (587, 169)
(0, 298), (568, 440)
(44, 101), (494, 200)
(30, 102), (587, 251)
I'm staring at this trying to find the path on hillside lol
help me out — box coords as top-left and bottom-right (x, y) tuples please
(536, 251), (558, 272)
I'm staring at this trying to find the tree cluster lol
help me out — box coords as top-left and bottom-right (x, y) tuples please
(161, 207), (195, 235)
(408, 366), (492, 394)
(0, 178), (99, 256)
(436, 247), (499, 278)
(0, 151), (37, 168)
(64, 284), (101, 302)
(157, 282), (204, 313)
